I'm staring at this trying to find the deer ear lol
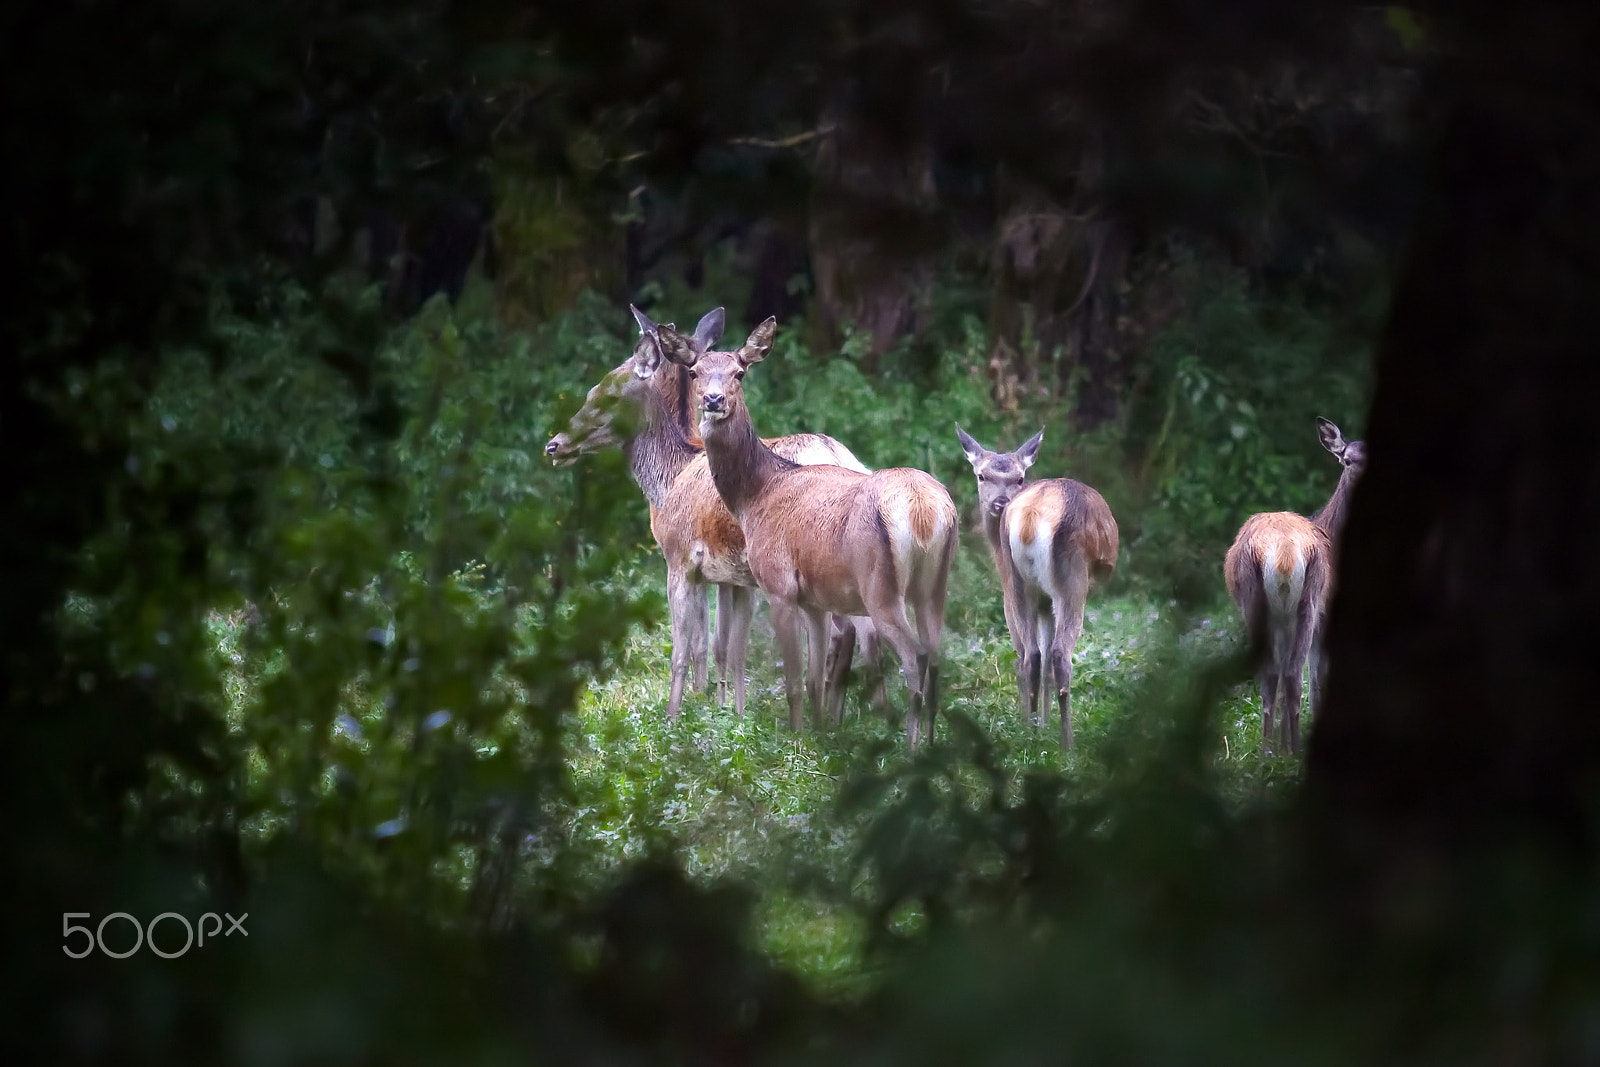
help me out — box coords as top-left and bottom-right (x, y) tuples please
(632, 330), (663, 377)
(657, 324), (699, 367)
(692, 307), (726, 353)
(955, 425), (985, 468)
(738, 317), (777, 365)
(1316, 416), (1347, 458)
(1017, 429), (1045, 469)
(629, 304), (658, 338)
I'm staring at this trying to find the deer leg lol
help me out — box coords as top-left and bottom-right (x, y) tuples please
(1051, 562), (1091, 749)
(1035, 601), (1054, 720)
(713, 584), (735, 707)
(911, 556), (950, 742)
(770, 600), (807, 732)
(1259, 667), (1280, 756)
(666, 566), (695, 718)
(825, 615), (856, 724)
(862, 620), (889, 713)
(1015, 599), (1043, 727)
(1010, 565), (1045, 728)
(1033, 610), (1055, 730)
(727, 586), (756, 719)
(1016, 650), (1036, 726)
(1050, 616), (1080, 751)
(1309, 643), (1325, 723)
(1286, 602), (1319, 756)
(691, 578), (710, 695)
(804, 607), (830, 731)
(1281, 663), (1304, 756)
(869, 608), (925, 748)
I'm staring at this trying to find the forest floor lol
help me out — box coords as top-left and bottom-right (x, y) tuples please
(560, 541), (1302, 997)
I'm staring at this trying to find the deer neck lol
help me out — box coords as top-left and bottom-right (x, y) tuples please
(1313, 465), (1357, 546)
(699, 399), (794, 520)
(624, 381), (702, 510)
(981, 509), (1009, 573)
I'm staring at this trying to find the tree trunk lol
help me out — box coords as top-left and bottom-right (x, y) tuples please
(986, 146), (1133, 427)
(1307, 5), (1600, 850)
(807, 115), (941, 369)
(1067, 217), (1131, 429)
(987, 175), (1083, 408)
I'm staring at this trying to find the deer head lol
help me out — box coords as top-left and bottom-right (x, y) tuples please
(956, 425), (1044, 518)
(659, 313), (776, 430)
(1316, 416), (1366, 476)
(544, 305), (724, 463)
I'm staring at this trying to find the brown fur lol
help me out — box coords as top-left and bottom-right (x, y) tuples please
(663, 318), (957, 746)
(549, 306), (872, 719)
(1224, 512), (1330, 756)
(1000, 478), (1119, 746)
(1225, 417), (1364, 755)
(907, 487), (939, 544)
(957, 427), (1120, 742)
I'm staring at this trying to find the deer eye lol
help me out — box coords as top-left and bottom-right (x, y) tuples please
(734, 370), (745, 381)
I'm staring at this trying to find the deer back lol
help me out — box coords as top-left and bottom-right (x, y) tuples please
(730, 464), (955, 617)
(652, 433), (873, 586)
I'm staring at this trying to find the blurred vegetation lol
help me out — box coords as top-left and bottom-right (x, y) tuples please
(9, 0), (1595, 1064)
(22, 248), (1367, 1060)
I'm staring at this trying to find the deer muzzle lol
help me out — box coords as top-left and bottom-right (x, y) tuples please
(545, 434), (578, 466)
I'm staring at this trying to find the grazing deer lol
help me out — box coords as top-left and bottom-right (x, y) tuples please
(659, 315), (957, 745)
(1222, 415), (1365, 755)
(546, 306), (875, 719)
(957, 426), (1118, 746)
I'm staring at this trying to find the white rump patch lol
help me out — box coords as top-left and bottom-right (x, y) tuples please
(1261, 544), (1308, 620)
(1006, 518), (1056, 600)
(788, 436), (869, 473)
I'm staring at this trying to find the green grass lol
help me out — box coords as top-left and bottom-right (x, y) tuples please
(205, 528), (1302, 996)
(555, 536), (1300, 996)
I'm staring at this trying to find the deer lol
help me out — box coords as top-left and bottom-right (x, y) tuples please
(657, 315), (958, 746)
(956, 426), (1118, 747)
(1223, 415), (1365, 755)
(1308, 415), (1366, 713)
(545, 305), (881, 719)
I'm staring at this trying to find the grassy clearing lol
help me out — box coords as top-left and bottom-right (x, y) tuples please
(204, 527), (1302, 997)
(558, 536), (1300, 995)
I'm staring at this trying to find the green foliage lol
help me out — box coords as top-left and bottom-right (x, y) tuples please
(1124, 257), (1373, 602)
(41, 242), (1600, 1066)
(97, 279), (662, 928)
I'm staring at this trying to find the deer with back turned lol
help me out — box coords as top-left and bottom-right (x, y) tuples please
(956, 426), (1118, 747)
(1223, 415), (1365, 754)
(659, 315), (957, 746)
(546, 305), (878, 719)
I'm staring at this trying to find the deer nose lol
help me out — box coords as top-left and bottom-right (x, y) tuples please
(990, 497), (1010, 514)
(545, 435), (566, 457)
(702, 392), (725, 412)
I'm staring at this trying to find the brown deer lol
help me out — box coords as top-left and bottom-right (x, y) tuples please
(957, 426), (1118, 746)
(1308, 415), (1366, 712)
(1222, 415), (1365, 755)
(658, 315), (958, 745)
(546, 305), (877, 719)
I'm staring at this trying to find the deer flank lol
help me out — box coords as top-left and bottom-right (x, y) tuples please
(663, 314), (957, 746)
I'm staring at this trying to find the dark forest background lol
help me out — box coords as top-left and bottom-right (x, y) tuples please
(7, 1), (1600, 1062)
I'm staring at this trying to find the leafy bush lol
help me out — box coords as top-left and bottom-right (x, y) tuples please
(30, 248), (1386, 1063)
(1123, 256), (1373, 602)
